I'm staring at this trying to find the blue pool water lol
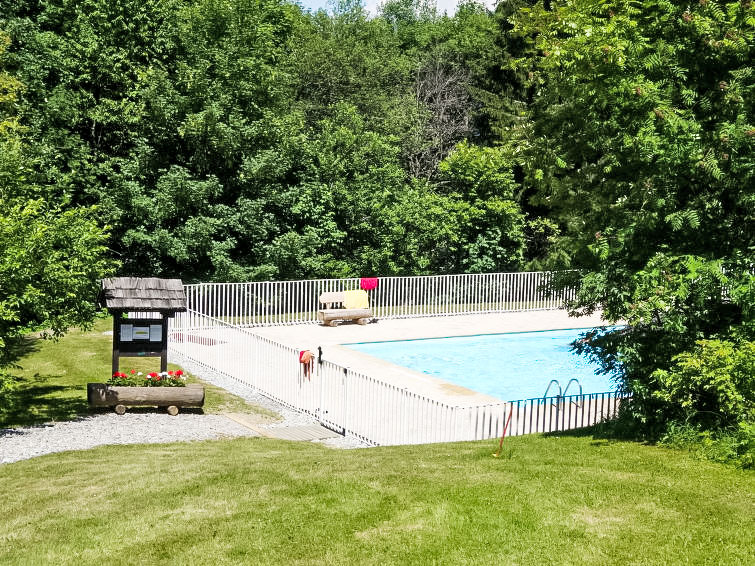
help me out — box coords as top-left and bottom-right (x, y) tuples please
(346, 328), (618, 402)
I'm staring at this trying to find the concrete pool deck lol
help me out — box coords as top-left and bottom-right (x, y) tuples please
(252, 310), (611, 407)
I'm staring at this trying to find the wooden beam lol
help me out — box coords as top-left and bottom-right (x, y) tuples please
(111, 311), (121, 375)
(160, 318), (168, 372)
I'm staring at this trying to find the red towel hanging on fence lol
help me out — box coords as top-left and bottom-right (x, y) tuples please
(299, 350), (314, 379)
(360, 277), (378, 291)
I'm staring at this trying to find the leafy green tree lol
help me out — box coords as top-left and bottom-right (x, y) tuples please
(291, 0), (412, 132)
(482, 0), (540, 134)
(435, 140), (526, 271)
(0, 31), (114, 369)
(513, 0), (755, 433)
(261, 104), (409, 278)
(2, 0), (304, 281)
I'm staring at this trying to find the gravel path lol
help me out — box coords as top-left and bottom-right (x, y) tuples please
(0, 413), (257, 465)
(0, 353), (367, 466)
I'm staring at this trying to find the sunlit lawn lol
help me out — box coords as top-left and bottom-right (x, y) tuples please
(2, 316), (753, 565)
(1, 433), (753, 565)
(0, 317), (273, 429)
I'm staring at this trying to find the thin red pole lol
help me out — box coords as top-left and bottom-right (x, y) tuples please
(493, 405), (514, 458)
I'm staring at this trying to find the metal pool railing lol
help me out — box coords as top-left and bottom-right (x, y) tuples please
(500, 392), (625, 438)
(182, 271), (578, 327)
(168, 309), (626, 446)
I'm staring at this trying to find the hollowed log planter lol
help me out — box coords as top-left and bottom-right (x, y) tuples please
(87, 383), (205, 415)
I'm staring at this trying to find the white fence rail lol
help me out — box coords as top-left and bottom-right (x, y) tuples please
(168, 309), (624, 446)
(183, 271), (577, 327)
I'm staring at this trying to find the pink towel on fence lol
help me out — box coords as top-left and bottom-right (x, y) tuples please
(360, 277), (378, 291)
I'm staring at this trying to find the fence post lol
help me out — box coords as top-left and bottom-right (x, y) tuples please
(318, 357), (324, 423)
(342, 367), (349, 437)
(452, 406), (458, 442)
(401, 388), (408, 445)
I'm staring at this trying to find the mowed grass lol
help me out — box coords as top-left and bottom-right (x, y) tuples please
(1, 434), (753, 565)
(2, 315), (753, 564)
(0, 317), (274, 428)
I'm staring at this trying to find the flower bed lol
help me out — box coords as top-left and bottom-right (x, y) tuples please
(107, 369), (186, 387)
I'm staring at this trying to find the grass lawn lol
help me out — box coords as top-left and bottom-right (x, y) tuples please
(0, 317), (275, 429)
(1, 434), (753, 565)
(2, 315), (753, 564)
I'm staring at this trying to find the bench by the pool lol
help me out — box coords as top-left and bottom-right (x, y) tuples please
(318, 290), (373, 327)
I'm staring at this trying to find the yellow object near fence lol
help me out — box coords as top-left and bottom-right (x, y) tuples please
(343, 289), (369, 309)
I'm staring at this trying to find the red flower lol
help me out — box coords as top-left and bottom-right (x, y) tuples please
(168, 371), (174, 376)
(155, 376), (161, 381)
(148, 372), (158, 378)
(175, 370), (183, 377)
(130, 369), (136, 374)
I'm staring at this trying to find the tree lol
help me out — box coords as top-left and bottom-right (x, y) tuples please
(404, 55), (473, 179)
(0, 31), (114, 370)
(513, 0), (755, 434)
(287, 2), (413, 137)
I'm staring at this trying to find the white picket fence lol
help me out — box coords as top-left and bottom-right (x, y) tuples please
(183, 271), (577, 327)
(168, 308), (625, 446)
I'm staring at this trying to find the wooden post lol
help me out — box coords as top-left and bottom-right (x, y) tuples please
(160, 317), (169, 372)
(112, 311), (121, 376)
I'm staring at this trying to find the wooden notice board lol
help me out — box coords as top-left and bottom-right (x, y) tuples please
(112, 315), (169, 373)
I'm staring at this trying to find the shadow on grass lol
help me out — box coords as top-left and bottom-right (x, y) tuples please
(0, 381), (89, 429)
(2, 387), (208, 427)
(542, 421), (656, 447)
(1, 336), (42, 369)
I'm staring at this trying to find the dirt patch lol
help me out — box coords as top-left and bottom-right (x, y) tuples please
(572, 506), (626, 537)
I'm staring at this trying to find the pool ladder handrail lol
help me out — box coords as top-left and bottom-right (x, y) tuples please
(542, 378), (584, 408)
(542, 379), (562, 399)
(563, 378), (583, 399)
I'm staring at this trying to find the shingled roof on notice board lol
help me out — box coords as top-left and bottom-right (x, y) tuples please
(100, 277), (187, 313)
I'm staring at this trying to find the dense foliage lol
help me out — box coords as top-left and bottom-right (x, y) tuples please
(0, 32), (113, 372)
(511, 0), (754, 446)
(0, 0), (752, 449)
(0, 0), (529, 282)
(652, 340), (755, 429)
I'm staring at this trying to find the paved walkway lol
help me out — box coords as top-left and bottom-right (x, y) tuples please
(224, 413), (341, 441)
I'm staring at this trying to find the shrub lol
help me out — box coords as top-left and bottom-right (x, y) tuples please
(651, 340), (755, 429)
(0, 370), (18, 417)
(660, 421), (755, 469)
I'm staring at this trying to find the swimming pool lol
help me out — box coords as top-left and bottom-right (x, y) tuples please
(346, 328), (618, 402)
